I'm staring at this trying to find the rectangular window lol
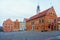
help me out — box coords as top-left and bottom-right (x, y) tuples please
(48, 18), (54, 23)
(32, 21), (34, 25)
(41, 19), (44, 23)
(50, 12), (53, 15)
(54, 19), (56, 23)
(39, 19), (41, 23)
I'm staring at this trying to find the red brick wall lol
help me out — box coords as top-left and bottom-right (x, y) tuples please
(14, 20), (20, 31)
(3, 19), (20, 32)
(3, 19), (14, 32)
(26, 7), (57, 31)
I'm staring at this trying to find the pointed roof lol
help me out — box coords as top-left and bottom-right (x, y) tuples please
(6, 18), (12, 22)
(3, 18), (13, 24)
(27, 6), (54, 21)
(14, 19), (20, 22)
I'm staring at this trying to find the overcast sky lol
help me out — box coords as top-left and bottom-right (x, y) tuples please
(0, 0), (60, 26)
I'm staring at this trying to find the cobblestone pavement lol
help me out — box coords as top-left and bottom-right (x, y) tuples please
(0, 31), (60, 40)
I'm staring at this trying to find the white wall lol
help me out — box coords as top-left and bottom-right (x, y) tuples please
(20, 22), (26, 30)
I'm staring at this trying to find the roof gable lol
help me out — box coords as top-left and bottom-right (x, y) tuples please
(27, 6), (55, 21)
(3, 19), (13, 24)
(46, 6), (57, 17)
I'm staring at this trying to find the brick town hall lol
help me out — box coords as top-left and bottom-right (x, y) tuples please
(26, 5), (58, 32)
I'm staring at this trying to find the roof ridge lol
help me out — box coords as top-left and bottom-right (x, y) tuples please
(27, 6), (54, 21)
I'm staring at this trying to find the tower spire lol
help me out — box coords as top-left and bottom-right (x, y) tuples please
(36, 0), (40, 14)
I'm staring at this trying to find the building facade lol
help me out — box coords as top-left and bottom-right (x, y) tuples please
(20, 22), (26, 30)
(3, 19), (20, 32)
(20, 18), (27, 30)
(57, 17), (60, 30)
(3, 19), (14, 32)
(26, 7), (58, 32)
(14, 19), (20, 31)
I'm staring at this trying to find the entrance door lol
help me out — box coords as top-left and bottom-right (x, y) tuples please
(41, 25), (45, 31)
(32, 25), (34, 30)
(51, 25), (54, 31)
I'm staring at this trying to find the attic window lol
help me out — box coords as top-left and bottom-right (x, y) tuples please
(50, 12), (52, 15)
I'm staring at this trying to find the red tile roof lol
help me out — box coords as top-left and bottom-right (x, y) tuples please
(27, 7), (53, 21)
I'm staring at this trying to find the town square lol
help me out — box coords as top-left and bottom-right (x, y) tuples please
(0, 0), (60, 40)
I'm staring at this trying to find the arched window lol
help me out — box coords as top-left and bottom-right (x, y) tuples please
(48, 24), (51, 29)
(41, 19), (44, 23)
